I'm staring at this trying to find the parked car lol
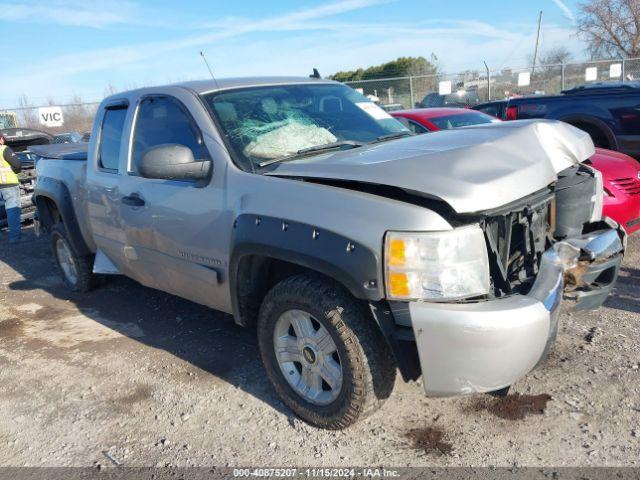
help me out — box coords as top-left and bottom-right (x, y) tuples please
(588, 148), (640, 234)
(0, 128), (52, 229)
(418, 88), (481, 108)
(53, 132), (83, 144)
(15, 151), (38, 167)
(392, 107), (640, 235)
(473, 99), (508, 119)
(391, 108), (499, 133)
(473, 82), (640, 157)
(33, 77), (623, 429)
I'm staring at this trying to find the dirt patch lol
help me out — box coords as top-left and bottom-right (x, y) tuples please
(0, 318), (23, 339)
(118, 384), (154, 405)
(472, 393), (552, 420)
(19, 312), (144, 349)
(405, 427), (452, 456)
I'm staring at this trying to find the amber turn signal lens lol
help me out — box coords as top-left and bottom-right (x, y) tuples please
(388, 272), (410, 297)
(388, 238), (406, 267)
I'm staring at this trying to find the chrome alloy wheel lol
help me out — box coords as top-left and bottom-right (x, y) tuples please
(273, 309), (343, 405)
(55, 237), (78, 286)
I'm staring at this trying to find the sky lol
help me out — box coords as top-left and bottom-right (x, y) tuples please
(2, 0), (586, 108)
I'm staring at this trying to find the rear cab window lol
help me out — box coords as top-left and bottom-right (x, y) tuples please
(514, 102), (548, 119)
(98, 106), (128, 172)
(476, 104), (501, 118)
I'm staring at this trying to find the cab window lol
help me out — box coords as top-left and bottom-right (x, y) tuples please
(98, 106), (127, 171)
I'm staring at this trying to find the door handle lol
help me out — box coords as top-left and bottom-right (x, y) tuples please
(122, 194), (146, 207)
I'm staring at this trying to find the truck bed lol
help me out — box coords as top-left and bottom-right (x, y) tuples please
(33, 146), (91, 249)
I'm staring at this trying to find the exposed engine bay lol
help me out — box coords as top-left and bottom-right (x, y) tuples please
(469, 164), (603, 298)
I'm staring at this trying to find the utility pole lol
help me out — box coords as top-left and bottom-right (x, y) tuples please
(483, 61), (491, 101)
(531, 10), (543, 75)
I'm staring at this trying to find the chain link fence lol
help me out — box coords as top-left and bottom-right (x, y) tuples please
(1, 57), (639, 131)
(0, 102), (99, 136)
(345, 57), (640, 110)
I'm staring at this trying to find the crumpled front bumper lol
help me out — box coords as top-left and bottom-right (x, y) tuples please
(408, 227), (624, 397)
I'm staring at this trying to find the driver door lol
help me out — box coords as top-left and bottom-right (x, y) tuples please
(117, 93), (227, 309)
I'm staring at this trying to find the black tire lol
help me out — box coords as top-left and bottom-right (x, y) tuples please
(50, 223), (98, 292)
(258, 273), (397, 429)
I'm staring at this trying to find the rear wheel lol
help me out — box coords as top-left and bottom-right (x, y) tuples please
(257, 273), (397, 429)
(566, 120), (613, 149)
(50, 223), (98, 292)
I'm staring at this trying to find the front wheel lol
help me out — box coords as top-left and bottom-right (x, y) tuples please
(257, 273), (397, 429)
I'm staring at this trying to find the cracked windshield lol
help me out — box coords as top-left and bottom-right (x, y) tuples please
(203, 83), (408, 169)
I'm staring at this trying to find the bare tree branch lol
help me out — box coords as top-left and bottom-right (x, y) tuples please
(577, 0), (640, 58)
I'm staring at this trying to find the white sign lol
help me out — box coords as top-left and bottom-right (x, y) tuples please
(610, 63), (622, 78)
(39, 106), (64, 127)
(438, 80), (452, 95)
(517, 71), (531, 87)
(585, 67), (598, 82)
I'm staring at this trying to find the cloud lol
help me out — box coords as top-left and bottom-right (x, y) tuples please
(1, 0), (391, 103)
(0, 0), (586, 105)
(0, 0), (139, 28)
(550, 0), (576, 23)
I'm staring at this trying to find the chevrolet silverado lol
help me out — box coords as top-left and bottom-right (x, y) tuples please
(33, 77), (625, 429)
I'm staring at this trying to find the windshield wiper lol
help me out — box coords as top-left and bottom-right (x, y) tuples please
(258, 140), (364, 167)
(368, 131), (415, 144)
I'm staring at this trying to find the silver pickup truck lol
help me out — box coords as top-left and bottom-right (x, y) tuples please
(33, 77), (625, 430)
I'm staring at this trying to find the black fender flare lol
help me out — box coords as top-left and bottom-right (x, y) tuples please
(34, 177), (92, 256)
(228, 214), (421, 380)
(229, 214), (383, 324)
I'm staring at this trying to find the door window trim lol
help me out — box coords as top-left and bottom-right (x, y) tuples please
(127, 94), (210, 177)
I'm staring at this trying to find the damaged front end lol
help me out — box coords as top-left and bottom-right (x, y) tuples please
(477, 164), (623, 311)
(401, 164), (624, 396)
(560, 224), (625, 311)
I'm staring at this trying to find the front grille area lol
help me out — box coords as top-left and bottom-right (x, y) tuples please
(480, 189), (554, 297)
(610, 177), (640, 196)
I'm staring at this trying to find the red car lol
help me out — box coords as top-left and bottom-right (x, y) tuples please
(588, 148), (640, 234)
(391, 108), (640, 234)
(391, 108), (499, 134)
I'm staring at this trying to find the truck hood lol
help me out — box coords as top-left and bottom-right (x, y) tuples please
(267, 119), (595, 213)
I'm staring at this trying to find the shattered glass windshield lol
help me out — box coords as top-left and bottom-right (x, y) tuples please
(202, 83), (409, 171)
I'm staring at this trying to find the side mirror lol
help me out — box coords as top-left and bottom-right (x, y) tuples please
(139, 144), (212, 183)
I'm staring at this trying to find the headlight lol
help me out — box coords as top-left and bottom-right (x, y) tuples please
(384, 225), (490, 301)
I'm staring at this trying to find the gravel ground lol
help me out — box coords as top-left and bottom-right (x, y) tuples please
(0, 226), (638, 468)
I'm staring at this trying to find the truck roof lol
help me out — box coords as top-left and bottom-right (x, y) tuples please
(179, 76), (336, 94)
(104, 77), (336, 102)
(562, 81), (640, 94)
